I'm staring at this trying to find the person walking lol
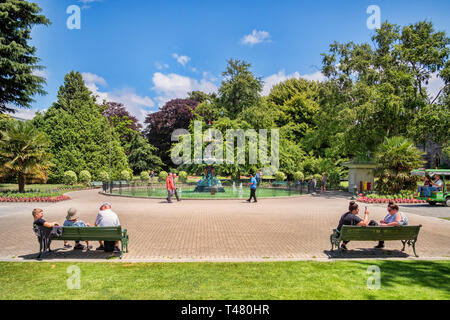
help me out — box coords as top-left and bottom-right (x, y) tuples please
(247, 173), (257, 203)
(255, 170), (262, 186)
(321, 173), (328, 192)
(172, 173), (180, 201)
(166, 173), (175, 203)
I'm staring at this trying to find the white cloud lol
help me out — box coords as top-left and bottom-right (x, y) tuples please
(32, 69), (48, 79)
(77, 0), (102, 9)
(82, 72), (155, 122)
(155, 62), (169, 70)
(7, 108), (46, 121)
(152, 72), (218, 106)
(172, 53), (191, 66)
(241, 30), (271, 46)
(262, 70), (326, 95)
(426, 72), (445, 101)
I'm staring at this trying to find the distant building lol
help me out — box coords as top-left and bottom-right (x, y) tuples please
(418, 141), (449, 168)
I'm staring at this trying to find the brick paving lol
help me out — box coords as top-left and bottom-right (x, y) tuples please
(0, 189), (449, 261)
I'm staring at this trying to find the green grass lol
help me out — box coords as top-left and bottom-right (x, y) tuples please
(0, 260), (449, 300)
(112, 186), (302, 199)
(440, 217), (450, 221)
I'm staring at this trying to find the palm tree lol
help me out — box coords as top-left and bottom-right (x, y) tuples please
(0, 121), (53, 193)
(375, 136), (425, 194)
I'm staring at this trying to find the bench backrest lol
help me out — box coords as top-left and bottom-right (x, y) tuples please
(52, 226), (123, 241)
(340, 225), (421, 241)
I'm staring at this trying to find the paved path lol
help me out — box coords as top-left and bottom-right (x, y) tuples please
(0, 189), (449, 262)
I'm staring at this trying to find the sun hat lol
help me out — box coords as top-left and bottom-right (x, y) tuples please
(66, 208), (79, 221)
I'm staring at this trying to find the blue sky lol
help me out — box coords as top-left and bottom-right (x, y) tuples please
(18, 0), (450, 121)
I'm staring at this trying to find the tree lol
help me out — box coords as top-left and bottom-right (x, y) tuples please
(315, 21), (450, 160)
(101, 101), (162, 173)
(33, 71), (130, 182)
(219, 59), (263, 119)
(268, 78), (320, 143)
(128, 134), (163, 174)
(0, 0), (50, 113)
(102, 102), (142, 132)
(188, 91), (216, 104)
(0, 120), (52, 192)
(144, 99), (199, 167)
(374, 136), (425, 194)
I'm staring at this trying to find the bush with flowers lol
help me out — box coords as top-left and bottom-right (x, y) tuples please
(0, 191), (71, 203)
(357, 191), (426, 204)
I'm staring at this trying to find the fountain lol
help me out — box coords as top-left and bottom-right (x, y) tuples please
(194, 166), (225, 192)
(238, 183), (243, 198)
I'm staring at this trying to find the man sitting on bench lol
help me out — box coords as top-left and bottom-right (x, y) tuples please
(95, 202), (121, 252)
(336, 201), (382, 252)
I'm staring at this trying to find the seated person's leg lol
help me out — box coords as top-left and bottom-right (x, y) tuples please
(96, 240), (104, 251)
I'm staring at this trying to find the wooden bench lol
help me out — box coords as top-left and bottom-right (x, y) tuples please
(330, 225), (422, 257)
(34, 226), (129, 259)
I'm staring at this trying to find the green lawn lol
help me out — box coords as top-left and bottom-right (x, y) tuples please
(1, 260), (449, 300)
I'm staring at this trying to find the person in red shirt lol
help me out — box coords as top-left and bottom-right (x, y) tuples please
(166, 173), (175, 203)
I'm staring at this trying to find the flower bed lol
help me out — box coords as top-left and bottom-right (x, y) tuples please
(0, 194), (71, 203)
(357, 193), (426, 204)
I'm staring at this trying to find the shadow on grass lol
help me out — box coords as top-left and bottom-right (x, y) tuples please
(352, 260), (450, 294)
(19, 247), (121, 260)
(324, 248), (410, 259)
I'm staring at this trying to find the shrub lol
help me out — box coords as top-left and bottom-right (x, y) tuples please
(63, 171), (77, 185)
(231, 171), (241, 181)
(98, 170), (109, 182)
(375, 136), (425, 194)
(328, 170), (341, 188)
(120, 170), (131, 181)
(314, 174), (322, 182)
(79, 170), (91, 185)
(293, 171), (304, 182)
(158, 171), (168, 182)
(140, 171), (150, 182)
(275, 171), (286, 181)
(178, 171), (188, 183)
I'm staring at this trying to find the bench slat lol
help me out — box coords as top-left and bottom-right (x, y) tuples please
(340, 226), (421, 241)
(52, 227), (123, 241)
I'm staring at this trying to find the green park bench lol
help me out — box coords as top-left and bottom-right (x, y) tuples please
(90, 181), (104, 188)
(34, 226), (129, 259)
(330, 225), (422, 257)
(272, 181), (289, 187)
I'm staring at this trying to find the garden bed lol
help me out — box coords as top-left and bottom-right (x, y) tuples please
(357, 193), (426, 204)
(0, 192), (71, 203)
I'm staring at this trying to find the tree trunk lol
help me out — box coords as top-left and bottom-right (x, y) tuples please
(18, 173), (25, 193)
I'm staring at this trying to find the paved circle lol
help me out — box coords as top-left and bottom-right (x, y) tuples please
(0, 189), (449, 261)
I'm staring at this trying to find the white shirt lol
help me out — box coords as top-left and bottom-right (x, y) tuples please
(434, 179), (443, 188)
(95, 209), (120, 227)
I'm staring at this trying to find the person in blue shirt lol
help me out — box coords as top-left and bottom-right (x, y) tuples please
(255, 170), (261, 186)
(247, 173), (258, 203)
(63, 208), (92, 250)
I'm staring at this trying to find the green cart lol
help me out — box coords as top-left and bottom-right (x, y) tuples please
(411, 169), (450, 206)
